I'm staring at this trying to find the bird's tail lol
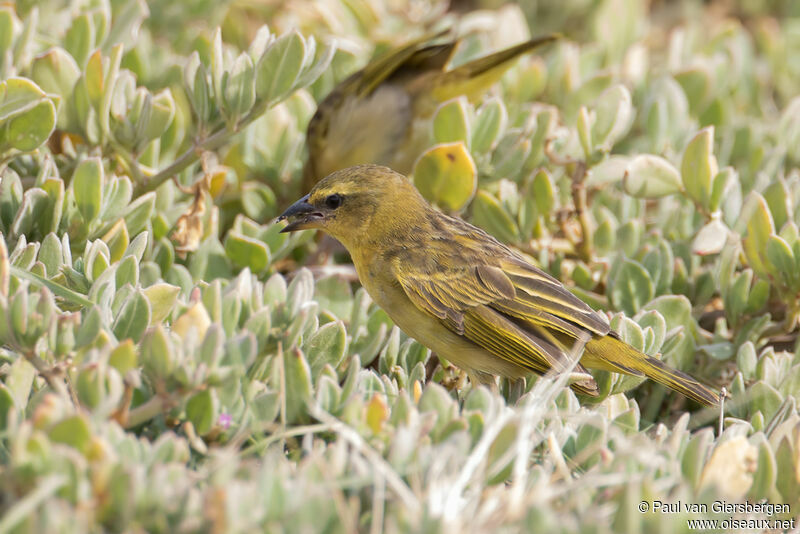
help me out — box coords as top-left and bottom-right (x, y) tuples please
(582, 335), (720, 406)
(434, 34), (560, 102)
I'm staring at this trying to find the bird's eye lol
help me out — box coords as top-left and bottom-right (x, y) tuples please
(325, 194), (342, 209)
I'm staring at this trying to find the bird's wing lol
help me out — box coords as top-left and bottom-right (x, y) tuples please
(390, 233), (609, 378)
(353, 32), (455, 97)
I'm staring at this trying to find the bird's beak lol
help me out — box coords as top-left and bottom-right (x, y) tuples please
(278, 194), (325, 233)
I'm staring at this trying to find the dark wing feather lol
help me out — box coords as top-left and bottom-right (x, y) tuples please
(353, 33), (454, 97)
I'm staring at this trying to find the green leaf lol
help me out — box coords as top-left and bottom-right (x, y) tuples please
(635, 310), (666, 354)
(746, 279), (769, 314)
(608, 258), (654, 316)
(748, 381), (783, 422)
(198, 324), (223, 367)
(75, 362), (107, 409)
(109, 339), (137, 375)
(4, 358), (34, 412)
(681, 428), (714, 487)
(471, 97), (506, 153)
(48, 414), (92, 454)
(612, 315), (645, 351)
(186, 390), (218, 435)
(726, 269), (752, 326)
(766, 235), (796, 288)
(491, 130), (530, 178)
(122, 192), (155, 235)
(38, 233), (62, 278)
(0, 385), (14, 431)
(222, 52), (256, 123)
(412, 142), (477, 212)
(433, 97), (470, 145)
(747, 435), (778, 499)
(763, 180), (790, 232)
(680, 126), (717, 209)
(84, 239), (110, 283)
(586, 155), (629, 187)
(471, 190), (520, 244)
(776, 437), (800, 504)
(0, 86), (56, 152)
(532, 168), (555, 216)
(124, 231), (148, 262)
(184, 52), (212, 124)
(591, 84), (633, 151)
(31, 48), (79, 122)
(0, 8), (15, 57)
(691, 218), (728, 256)
(224, 231), (270, 272)
(116, 254), (139, 293)
(736, 342), (757, 380)
(304, 320), (347, 378)
(283, 348), (313, 424)
(742, 192), (775, 277)
(709, 167), (737, 214)
(143, 283), (180, 324)
(594, 219), (617, 252)
(65, 13), (95, 66)
(10, 187), (48, 239)
(241, 183), (277, 221)
(40, 178), (65, 237)
(674, 66), (711, 115)
(143, 89), (176, 144)
(256, 30), (305, 103)
(112, 290), (151, 342)
(72, 157), (104, 223)
(0, 76), (48, 121)
(140, 324), (174, 378)
(623, 154), (682, 198)
(74, 306), (102, 347)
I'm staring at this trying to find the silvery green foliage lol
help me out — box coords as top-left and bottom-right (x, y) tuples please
(1, 1), (800, 532)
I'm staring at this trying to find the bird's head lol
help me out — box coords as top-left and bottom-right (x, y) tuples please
(278, 164), (428, 249)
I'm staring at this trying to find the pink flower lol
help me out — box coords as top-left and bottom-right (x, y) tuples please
(218, 413), (232, 430)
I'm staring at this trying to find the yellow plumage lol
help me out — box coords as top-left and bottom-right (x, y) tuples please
(279, 165), (719, 406)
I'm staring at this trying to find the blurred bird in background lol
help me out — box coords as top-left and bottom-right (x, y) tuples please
(303, 32), (559, 191)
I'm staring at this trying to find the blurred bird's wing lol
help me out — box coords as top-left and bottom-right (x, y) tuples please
(352, 32), (455, 97)
(304, 33), (454, 187)
(390, 232), (609, 388)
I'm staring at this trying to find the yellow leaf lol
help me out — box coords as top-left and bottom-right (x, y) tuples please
(412, 141), (477, 212)
(365, 393), (388, 434)
(699, 435), (757, 500)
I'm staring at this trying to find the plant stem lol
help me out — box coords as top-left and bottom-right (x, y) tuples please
(132, 98), (272, 197)
(124, 392), (180, 428)
(23, 350), (71, 401)
(571, 160), (593, 263)
(543, 138), (593, 262)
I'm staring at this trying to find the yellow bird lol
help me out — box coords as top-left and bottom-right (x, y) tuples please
(279, 165), (720, 405)
(303, 33), (559, 190)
